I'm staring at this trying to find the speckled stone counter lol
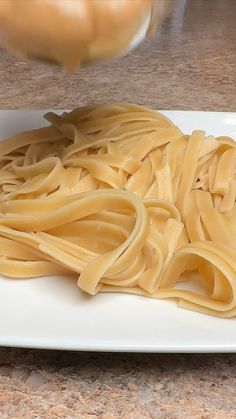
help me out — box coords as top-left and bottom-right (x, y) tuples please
(0, 351), (235, 418)
(0, 1), (236, 418)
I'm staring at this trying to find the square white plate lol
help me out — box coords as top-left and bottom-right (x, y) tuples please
(0, 110), (235, 353)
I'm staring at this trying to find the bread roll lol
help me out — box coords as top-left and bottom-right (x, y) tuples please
(0, 0), (172, 69)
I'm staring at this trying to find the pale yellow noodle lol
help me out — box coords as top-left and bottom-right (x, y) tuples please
(0, 103), (235, 317)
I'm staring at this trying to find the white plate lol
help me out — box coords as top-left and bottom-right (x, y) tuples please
(0, 110), (235, 353)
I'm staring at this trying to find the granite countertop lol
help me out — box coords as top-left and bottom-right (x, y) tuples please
(0, 0), (236, 418)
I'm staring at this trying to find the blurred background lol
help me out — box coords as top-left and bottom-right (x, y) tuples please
(0, 0), (235, 111)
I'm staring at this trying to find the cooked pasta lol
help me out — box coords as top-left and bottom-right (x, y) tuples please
(0, 103), (235, 318)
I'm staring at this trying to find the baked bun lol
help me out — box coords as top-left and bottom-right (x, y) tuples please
(0, 0), (172, 69)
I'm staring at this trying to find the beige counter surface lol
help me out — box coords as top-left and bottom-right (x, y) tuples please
(0, 0), (236, 418)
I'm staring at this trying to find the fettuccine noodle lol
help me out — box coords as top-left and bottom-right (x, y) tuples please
(0, 103), (235, 317)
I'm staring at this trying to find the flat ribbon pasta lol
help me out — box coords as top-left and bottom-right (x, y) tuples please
(0, 102), (235, 318)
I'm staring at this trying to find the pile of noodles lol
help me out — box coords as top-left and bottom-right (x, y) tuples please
(0, 103), (235, 318)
